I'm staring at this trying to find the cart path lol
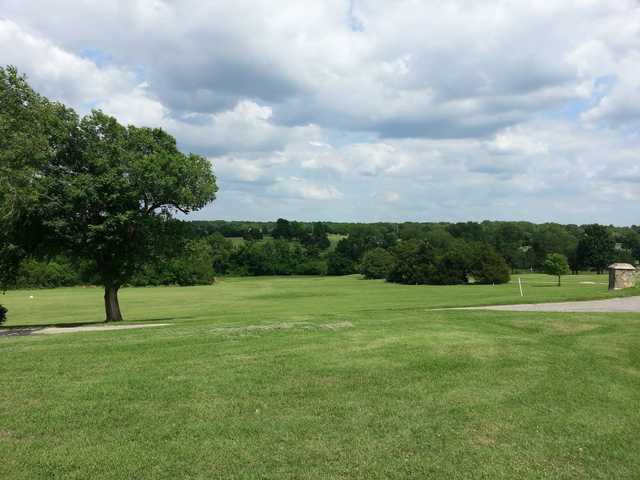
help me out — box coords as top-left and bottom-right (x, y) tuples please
(0, 323), (170, 337)
(466, 296), (640, 312)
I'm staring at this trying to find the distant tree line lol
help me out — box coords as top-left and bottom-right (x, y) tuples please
(9, 219), (639, 290)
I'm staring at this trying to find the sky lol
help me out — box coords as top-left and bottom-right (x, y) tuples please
(1, 0), (640, 224)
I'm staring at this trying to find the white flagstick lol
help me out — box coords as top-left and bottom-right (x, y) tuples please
(518, 277), (524, 297)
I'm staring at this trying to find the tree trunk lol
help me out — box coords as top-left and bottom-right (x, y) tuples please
(104, 285), (123, 322)
(557, 275), (561, 287)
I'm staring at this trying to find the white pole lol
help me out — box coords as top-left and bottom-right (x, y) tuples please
(518, 277), (524, 297)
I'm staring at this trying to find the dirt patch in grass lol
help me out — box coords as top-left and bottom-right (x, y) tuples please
(546, 322), (603, 334)
(468, 422), (506, 448)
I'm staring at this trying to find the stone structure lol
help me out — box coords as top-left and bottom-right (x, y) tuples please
(608, 263), (637, 290)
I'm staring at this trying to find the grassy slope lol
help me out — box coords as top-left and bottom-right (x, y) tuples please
(1, 274), (640, 479)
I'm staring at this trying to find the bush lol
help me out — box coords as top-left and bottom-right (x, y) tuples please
(327, 251), (355, 276)
(129, 238), (216, 286)
(0, 304), (6, 325)
(387, 240), (436, 284)
(229, 239), (308, 276)
(16, 257), (81, 289)
(469, 245), (511, 284)
(295, 258), (328, 275)
(360, 247), (395, 279)
(207, 233), (235, 274)
(431, 250), (470, 285)
(168, 239), (216, 286)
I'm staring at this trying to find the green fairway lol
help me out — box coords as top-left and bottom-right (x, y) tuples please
(2, 274), (640, 479)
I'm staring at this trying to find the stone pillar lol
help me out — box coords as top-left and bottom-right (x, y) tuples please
(608, 263), (637, 290)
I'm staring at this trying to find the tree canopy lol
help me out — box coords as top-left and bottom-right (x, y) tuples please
(543, 253), (571, 286)
(0, 66), (217, 321)
(576, 224), (616, 274)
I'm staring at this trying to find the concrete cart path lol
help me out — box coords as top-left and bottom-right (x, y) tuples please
(467, 296), (640, 313)
(36, 323), (171, 334)
(0, 323), (170, 337)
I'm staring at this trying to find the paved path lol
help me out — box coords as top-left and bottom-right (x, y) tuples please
(469, 296), (640, 313)
(0, 323), (170, 337)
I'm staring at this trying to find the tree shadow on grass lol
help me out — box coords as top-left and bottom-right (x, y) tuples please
(0, 320), (109, 337)
(0, 313), (201, 337)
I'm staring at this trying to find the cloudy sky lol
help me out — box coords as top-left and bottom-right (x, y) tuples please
(2, 1), (640, 224)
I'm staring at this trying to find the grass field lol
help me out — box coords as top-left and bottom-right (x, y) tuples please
(2, 274), (640, 478)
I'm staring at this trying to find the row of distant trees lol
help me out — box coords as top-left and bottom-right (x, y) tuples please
(189, 220), (638, 274)
(11, 218), (635, 290)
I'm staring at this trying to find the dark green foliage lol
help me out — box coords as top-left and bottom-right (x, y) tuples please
(272, 218), (293, 239)
(186, 220), (640, 275)
(165, 239), (216, 286)
(327, 225), (398, 276)
(530, 224), (577, 268)
(301, 222), (331, 252)
(16, 257), (80, 289)
(446, 222), (486, 242)
(242, 227), (264, 241)
(543, 253), (571, 286)
(384, 240), (511, 285)
(469, 244), (511, 284)
(0, 66), (77, 290)
(360, 247), (395, 279)
(490, 222), (528, 269)
(207, 234), (235, 274)
(230, 239), (311, 276)
(431, 249), (470, 285)
(423, 227), (457, 252)
(0, 304), (6, 324)
(1, 67), (217, 320)
(576, 224), (616, 274)
(327, 250), (356, 276)
(620, 228), (640, 261)
(387, 240), (437, 284)
(296, 258), (328, 276)
(272, 218), (330, 253)
(130, 239), (215, 286)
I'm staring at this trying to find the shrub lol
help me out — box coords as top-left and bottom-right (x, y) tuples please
(360, 247), (395, 279)
(207, 233), (235, 274)
(431, 250), (470, 285)
(168, 239), (216, 285)
(327, 251), (355, 276)
(387, 240), (436, 284)
(229, 239), (309, 276)
(16, 257), (81, 289)
(296, 258), (328, 275)
(469, 245), (511, 284)
(129, 239), (216, 286)
(0, 304), (7, 325)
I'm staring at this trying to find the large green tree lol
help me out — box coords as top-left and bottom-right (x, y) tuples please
(576, 224), (615, 274)
(360, 247), (395, 279)
(0, 67), (217, 321)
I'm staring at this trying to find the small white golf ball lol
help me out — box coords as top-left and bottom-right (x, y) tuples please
(29, 295), (34, 299)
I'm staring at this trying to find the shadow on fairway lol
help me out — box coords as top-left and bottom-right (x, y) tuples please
(1, 320), (114, 336)
(0, 313), (201, 332)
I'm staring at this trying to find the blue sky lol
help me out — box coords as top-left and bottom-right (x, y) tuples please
(2, 0), (640, 224)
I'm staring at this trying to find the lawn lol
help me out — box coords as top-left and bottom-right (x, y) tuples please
(1, 274), (640, 479)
